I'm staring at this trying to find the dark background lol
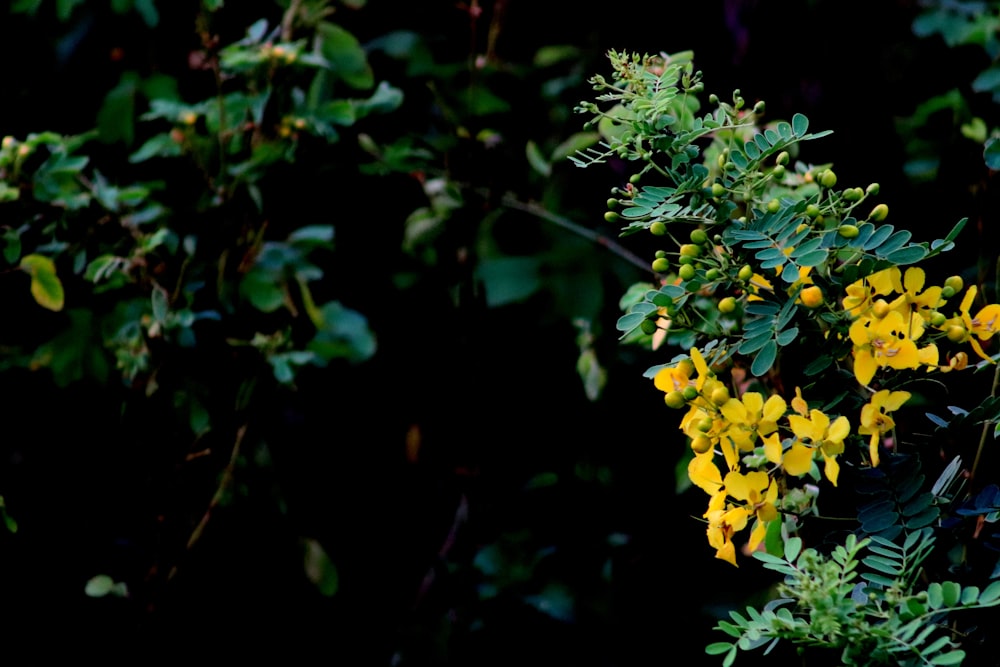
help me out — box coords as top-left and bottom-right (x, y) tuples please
(0, 1), (996, 664)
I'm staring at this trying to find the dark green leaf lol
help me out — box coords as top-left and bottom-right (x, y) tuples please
(751, 339), (777, 376)
(885, 246), (928, 265)
(776, 327), (798, 346)
(863, 224), (894, 250)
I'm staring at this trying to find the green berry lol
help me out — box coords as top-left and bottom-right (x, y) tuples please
(837, 224), (860, 239)
(664, 390), (686, 409)
(866, 183), (880, 196)
(945, 275), (964, 294)
(711, 183), (726, 198)
(705, 268), (722, 281)
(805, 204), (821, 219)
(771, 165), (785, 179)
(868, 204), (889, 222)
(650, 221), (667, 236)
(776, 151), (790, 166)
(819, 169), (838, 188)
(604, 211), (620, 223)
(767, 199), (781, 214)
(640, 318), (658, 335)
(651, 257), (670, 273)
(680, 243), (702, 258)
(655, 250), (667, 259)
(607, 198), (619, 209)
(738, 265), (754, 282)
(678, 264), (696, 281)
(941, 286), (955, 299)
(678, 255), (694, 266)
(690, 228), (709, 245)
(682, 386), (699, 401)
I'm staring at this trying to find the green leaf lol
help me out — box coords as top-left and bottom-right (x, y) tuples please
(525, 140), (552, 177)
(791, 113), (809, 137)
(928, 582), (944, 609)
(986, 138), (1000, 170)
(784, 536), (802, 563)
(302, 538), (339, 597)
(885, 246), (929, 265)
(776, 327), (798, 346)
(978, 580), (1000, 604)
(317, 22), (374, 89)
(750, 340), (778, 377)
(862, 555), (902, 575)
(20, 254), (64, 311)
(706, 642), (734, 655)
(929, 651), (966, 665)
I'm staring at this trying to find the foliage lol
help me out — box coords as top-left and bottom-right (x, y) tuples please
(573, 49), (1000, 664)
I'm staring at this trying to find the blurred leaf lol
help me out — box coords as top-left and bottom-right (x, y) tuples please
(476, 256), (541, 307)
(317, 21), (374, 89)
(302, 538), (339, 597)
(526, 140), (551, 177)
(985, 137), (1000, 170)
(20, 254), (64, 311)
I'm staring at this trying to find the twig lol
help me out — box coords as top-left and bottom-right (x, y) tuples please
(167, 423), (249, 581)
(500, 196), (651, 273)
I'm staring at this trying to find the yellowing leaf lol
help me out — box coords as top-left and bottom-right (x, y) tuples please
(20, 254), (64, 311)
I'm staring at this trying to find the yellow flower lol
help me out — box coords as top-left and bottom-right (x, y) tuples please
(786, 408), (850, 486)
(842, 268), (899, 318)
(858, 389), (910, 467)
(849, 310), (921, 386)
(956, 285), (1000, 362)
(688, 451), (724, 495)
(720, 392), (787, 451)
(724, 470), (779, 551)
(653, 357), (695, 393)
(704, 491), (747, 567)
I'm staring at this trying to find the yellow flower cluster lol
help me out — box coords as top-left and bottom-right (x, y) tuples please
(656, 349), (866, 566)
(843, 267), (1000, 385)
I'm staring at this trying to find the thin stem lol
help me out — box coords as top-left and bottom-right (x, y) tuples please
(969, 359), (1000, 483)
(501, 196), (651, 273)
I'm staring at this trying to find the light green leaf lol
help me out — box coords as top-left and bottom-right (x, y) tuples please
(20, 254), (64, 311)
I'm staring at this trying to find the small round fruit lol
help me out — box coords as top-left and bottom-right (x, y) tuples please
(696, 416), (714, 432)
(941, 286), (955, 299)
(655, 250), (667, 259)
(800, 285), (824, 309)
(766, 199), (781, 213)
(805, 204), (821, 219)
(640, 318), (659, 335)
(690, 435), (713, 454)
(650, 221), (667, 236)
(738, 265), (754, 282)
(690, 228), (709, 245)
(710, 386), (730, 406)
(843, 187), (864, 202)
(771, 165), (785, 179)
(872, 299), (891, 319)
(705, 268), (723, 281)
(678, 255), (694, 265)
(607, 198), (619, 209)
(604, 211), (620, 223)
(718, 296), (737, 314)
(945, 275), (964, 294)
(837, 224), (860, 239)
(680, 243), (702, 258)
(866, 183), (880, 196)
(868, 204), (889, 222)
(819, 169), (838, 188)
(930, 311), (947, 327)
(651, 257), (670, 273)
(710, 183), (726, 197)
(682, 386), (700, 401)
(678, 264), (696, 281)
(664, 390), (686, 409)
